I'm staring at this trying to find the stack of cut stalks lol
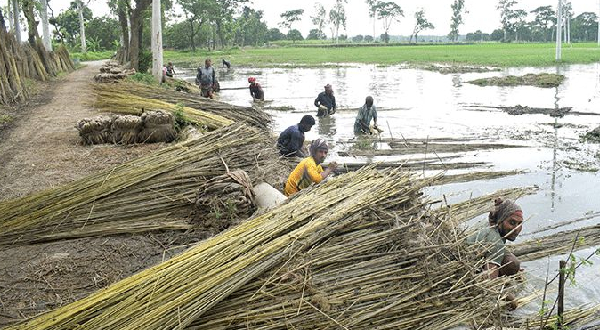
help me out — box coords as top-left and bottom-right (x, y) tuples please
(7, 166), (522, 330)
(0, 124), (290, 245)
(94, 62), (135, 82)
(77, 111), (178, 144)
(93, 82), (271, 130)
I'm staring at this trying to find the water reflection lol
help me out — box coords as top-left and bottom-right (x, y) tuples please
(317, 115), (336, 137)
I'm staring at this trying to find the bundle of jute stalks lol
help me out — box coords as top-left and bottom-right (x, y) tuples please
(192, 169), (256, 234)
(0, 124), (290, 245)
(7, 166), (520, 330)
(93, 82), (271, 130)
(77, 111), (177, 145)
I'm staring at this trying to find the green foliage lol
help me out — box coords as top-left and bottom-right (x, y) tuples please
(85, 16), (121, 51)
(287, 29), (304, 43)
(449, 0), (466, 42)
(138, 50), (152, 74)
(0, 114), (13, 125)
(70, 51), (114, 61)
(50, 2), (93, 46)
(173, 103), (191, 132)
(279, 9), (304, 30)
(127, 73), (160, 86)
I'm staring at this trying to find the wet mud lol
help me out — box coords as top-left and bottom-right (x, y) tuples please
(421, 65), (502, 74)
(467, 73), (565, 88)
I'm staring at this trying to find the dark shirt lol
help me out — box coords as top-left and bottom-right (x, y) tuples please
(314, 91), (336, 110)
(277, 124), (305, 157)
(196, 66), (216, 86)
(249, 83), (264, 100)
(165, 65), (175, 77)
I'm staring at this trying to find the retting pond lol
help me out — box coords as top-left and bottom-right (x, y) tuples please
(180, 63), (600, 319)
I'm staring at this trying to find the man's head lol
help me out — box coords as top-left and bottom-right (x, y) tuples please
(299, 115), (315, 132)
(365, 96), (374, 107)
(489, 198), (523, 241)
(324, 84), (333, 94)
(248, 77), (256, 84)
(309, 139), (329, 164)
(168, 62), (173, 66)
(205, 59), (212, 67)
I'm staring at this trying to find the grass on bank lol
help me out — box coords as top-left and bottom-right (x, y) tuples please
(165, 42), (600, 68)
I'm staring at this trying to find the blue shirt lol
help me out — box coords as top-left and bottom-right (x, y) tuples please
(277, 124), (305, 157)
(314, 91), (336, 110)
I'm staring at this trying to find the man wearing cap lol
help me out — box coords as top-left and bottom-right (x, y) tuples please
(314, 84), (337, 116)
(467, 198), (524, 279)
(284, 139), (338, 196)
(277, 115), (315, 157)
(248, 77), (264, 101)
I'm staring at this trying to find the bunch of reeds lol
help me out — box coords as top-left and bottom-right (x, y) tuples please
(93, 82), (271, 130)
(192, 170), (256, 234)
(111, 114), (142, 144)
(138, 110), (177, 143)
(76, 115), (113, 145)
(8, 167), (519, 330)
(93, 86), (233, 131)
(0, 124), (290, 245)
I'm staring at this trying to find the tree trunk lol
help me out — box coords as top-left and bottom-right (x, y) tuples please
(151, 0), (163, 82)
(129, 0), (152, 71)
(40, 0), (52, 51)
(189, 18), (195, 51)
(12, 0), (21, 43)
(21, 0), (37, 47)
(116, 0), (130, 64)
(77, 0), (87, 53)
(7, 0), (13, 32)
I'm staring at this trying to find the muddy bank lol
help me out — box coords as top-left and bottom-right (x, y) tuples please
(462, 105), (600, 117)
(421, 64), (501, 74)
(467, 73), (565, 88)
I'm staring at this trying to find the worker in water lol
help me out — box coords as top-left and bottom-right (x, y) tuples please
(314, 84), (336, 117)
(284, 139), (338, 196)
(248, 77), (264, 101)
(277, 115), (315, 157)
(354, 96), (378, 135)
(467, 198), (524, 279)
(195, 58), (218, 99)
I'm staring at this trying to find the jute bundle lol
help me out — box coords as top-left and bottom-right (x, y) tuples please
(7, 167), (519, 330)
(137, 110), (177, 143)
(94, 72), (128, 82)
(93, 82), (271, 131)
(76, 115), (113, 145)
(192, 170), (256, 233)
(111, 114), (142, 144)
(0, 124), (291, 245)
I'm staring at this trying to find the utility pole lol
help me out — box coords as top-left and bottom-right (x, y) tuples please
(151, 0), (163, 83)
(77, 0), (87, 53)
(556, 0), (562, 61)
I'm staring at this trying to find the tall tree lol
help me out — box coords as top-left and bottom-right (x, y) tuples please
(375, 1), (403, 43)
(531, 5), (555, 42)
(310, 3), (326, 40)
(12, 0), (21, 42)
(279, 9), (303, 32)
(209, 0), (248, 49)
(178, 0), (213, 51)
(448, 0), (466, 42)
(562, 1), (572, 44)
(365, 0), (379, 40)
(40, 0), (52, 50)
(130, 0), (152, 70)
(151, 0), (162, 82)
(328, 0), (346, 43)
(497, 0), (517, 41)
(410, 9), (433, 43)
(76, 0), (87, 52)
(512, 9), (527, 41)
(571, 12), (597, 42)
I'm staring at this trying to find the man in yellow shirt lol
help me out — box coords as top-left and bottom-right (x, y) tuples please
(284, 139), (338, 196)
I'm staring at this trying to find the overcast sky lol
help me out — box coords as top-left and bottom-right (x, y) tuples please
(2, 0), (599, 37)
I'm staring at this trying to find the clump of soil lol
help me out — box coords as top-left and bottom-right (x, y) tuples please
(581, 126), (600, 142)
(421, 65), (501, 74)
(468, 73), (565, 88)
(501, 105), (572, 117)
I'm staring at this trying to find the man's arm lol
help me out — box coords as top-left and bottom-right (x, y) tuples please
(314, 94), (321, 107)
(332, 95), (336, 110)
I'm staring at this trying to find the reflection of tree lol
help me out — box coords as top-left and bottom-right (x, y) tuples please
(317, 116), (337, 137)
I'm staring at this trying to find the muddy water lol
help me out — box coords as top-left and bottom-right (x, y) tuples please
(180, 64), (600, 314)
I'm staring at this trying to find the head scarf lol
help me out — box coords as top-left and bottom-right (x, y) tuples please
(324, 84), (332, 91)
(248, 77), (256, 83)
(309, 139), (329, 157)
(489, 198), (523, 225)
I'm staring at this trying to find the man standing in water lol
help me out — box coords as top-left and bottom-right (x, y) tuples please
(277, 115), (315, 157)
(248, 77), (264, 101)
(196, 59), (218, 99)
(314, 84), (336, 116)
(354, 96), (378, 135)
(284, 139), (337, 196)
(467, 198), (523, 279)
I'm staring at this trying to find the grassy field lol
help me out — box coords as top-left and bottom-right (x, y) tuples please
(164, 43), (600, 68)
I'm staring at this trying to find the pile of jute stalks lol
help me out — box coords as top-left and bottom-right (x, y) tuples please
(77, 110), (177, 144)
(0, 124), (290, 245)
(7, 166), (530, 330)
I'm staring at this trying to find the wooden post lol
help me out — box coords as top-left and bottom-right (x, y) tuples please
(557, 260), (566, 329)
(77, 0), (86, 53)
(151, 0), (163, 83)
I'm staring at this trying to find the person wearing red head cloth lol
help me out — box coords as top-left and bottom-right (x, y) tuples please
(248, 77), (264, 101)
(466, 198), (524, 279)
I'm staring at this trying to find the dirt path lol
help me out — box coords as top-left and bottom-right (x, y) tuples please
(0, 61), (161, 201)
